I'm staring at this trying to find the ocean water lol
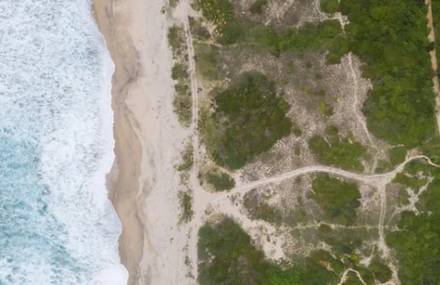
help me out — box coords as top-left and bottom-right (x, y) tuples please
(0, 0), (127, 284)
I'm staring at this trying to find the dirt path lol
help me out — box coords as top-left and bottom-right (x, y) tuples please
(175, 2), (210, 280)
(426, 0), (440, 135)
(227, 155), (438, 197)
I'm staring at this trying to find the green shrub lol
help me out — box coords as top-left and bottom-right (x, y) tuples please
(189, 17), (211, 40)
(320, 0), (340, 14)
(168, 25), (185, 55)
(368, 256), (392, 283)
(250, 0), (267, 14)
(311, 175), (361, 225)
(309, 128), (366, 171)
(171, 63), (188, 80)
(205, 170), (235, 191)
(202, 71), (292, 169)
(197, 0), (243, 44)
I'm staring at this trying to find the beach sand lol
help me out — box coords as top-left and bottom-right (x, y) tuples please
(93, 0), (190, 284)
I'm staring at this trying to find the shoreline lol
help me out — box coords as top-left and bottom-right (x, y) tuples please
(93, 0), (190, 284)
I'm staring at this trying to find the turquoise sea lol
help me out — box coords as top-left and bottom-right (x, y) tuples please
(0, 0), (126, 284)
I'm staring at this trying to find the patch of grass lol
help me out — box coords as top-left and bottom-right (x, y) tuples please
(243, 192), (283, 224)
(201, 71), (292, 169)
(198, 217), (343, 285)
(250, 0), (267, 14)
(389, 146), (407, 166)
(178, 143), (193, 171)
(309, 127), (367, 171)
(318, 224), (363, 255)
(196, 0), (243, 44)
(173, 81), (192, 127)
(171, 63), (188, 80)
(205, 170), (235, 191)
(189, 17), (211, 40)
(194, 42), (224, 80)
(311, 175), (361, 225)
(178, 191), (193, 223)
(341, 0), (436, 147)
(319, 101), (334, 117)
(168, 25), (185, 55)
(168, 25), (192, 127)
(368, 256), (392, 283)
(320, 0), (340, 14)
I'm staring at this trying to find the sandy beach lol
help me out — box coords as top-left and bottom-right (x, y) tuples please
(93, 0), (190, 283)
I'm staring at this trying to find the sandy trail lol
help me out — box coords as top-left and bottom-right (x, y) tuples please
(227, 155), (438, 197)
(426, 0), (440, 135)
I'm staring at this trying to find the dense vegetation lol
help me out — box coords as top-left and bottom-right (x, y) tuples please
(196, 0), (347, 62)
(197, 0), (438, 148)
(198, 218), (344, 285)
(201, 71), (292, 169)
(311, 175), (361, 225)
(340, 0), (436, 147)
(368, 256), (392, 283)
(309, 127), (367, 171)
(387, 166), (440, 284)
(320, 0), (340, 14)
(198, 218), (389, 285)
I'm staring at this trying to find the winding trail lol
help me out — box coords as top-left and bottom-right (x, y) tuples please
(227, 155), (438, 197)
(337, 269), (367, 285)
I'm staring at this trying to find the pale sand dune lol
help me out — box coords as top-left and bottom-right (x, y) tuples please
(93, 0), (190, 284)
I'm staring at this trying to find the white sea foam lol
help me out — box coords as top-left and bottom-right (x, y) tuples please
(0, 0), (127, 284)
